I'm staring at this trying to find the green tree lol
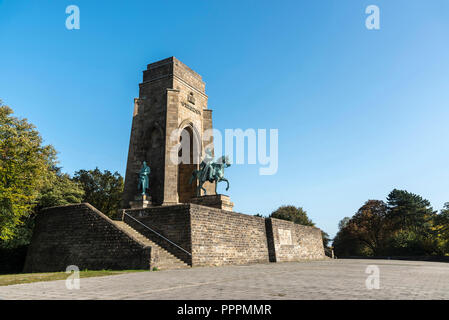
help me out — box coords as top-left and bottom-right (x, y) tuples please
(321, 231), (331, 249)
(36, 167), (84, 210)
(434, 203), (449, 233)
(386, 189), (437, 255)
(335, 190), (443, 257)
(387, 189), (435, 232)
(338, 217), (350, 230)
(433, 203), (449, 255)
(270, 205), (331, 248)
(73, 168), (124, 218)
(269, 205), (315, 226)
(0, 104), (56, 241)
(0, 168), (86, 249)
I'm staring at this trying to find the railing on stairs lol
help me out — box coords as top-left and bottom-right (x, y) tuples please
(123, 212), (191, 257)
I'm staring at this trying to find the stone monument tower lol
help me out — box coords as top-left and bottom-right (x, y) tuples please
(123, 57), (215, 207)
(23, 57), (325, 273)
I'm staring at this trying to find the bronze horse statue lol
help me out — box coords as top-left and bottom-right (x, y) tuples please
(189, 155), (231, 196)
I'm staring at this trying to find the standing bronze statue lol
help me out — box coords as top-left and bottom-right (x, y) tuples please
(138, 161), (150, 195)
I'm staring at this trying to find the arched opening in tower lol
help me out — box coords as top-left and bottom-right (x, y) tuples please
(178, 126), (199, 203)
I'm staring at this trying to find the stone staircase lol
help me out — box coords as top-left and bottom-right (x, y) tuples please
(112, 221), (190, 270)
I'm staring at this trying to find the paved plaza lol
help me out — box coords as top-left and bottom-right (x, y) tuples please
(0, 259), (448, 300)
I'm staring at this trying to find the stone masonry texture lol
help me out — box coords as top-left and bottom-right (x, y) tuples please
(25, 203), (325, 272)
(268, 217), (325, 262)
(123, 205), (193, 266)
(189, 205), (269, 266)
(123, 57), (215, 208)
(23, 203), (152, 272)
(124, 204), (325, 267)
(24, 58), (326, 272)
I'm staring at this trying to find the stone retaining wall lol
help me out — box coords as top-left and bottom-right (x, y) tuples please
(189, 205), (269, 266)
(125, 204), (325, 267)
(25, 203), (325, 272)
(24, 203), (151, 272)
(122, 205), (192, 265)
(267, 218), (325, 262)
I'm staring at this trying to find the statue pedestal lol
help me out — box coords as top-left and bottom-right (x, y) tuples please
(189, 194), (234, 212)
(129, 194), (153, 209)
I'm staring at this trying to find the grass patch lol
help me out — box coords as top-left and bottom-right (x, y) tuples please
(0, 269), (147, 287)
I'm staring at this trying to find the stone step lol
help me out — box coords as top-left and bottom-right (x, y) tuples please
(112, 221), (190, 270)
(113, 221), (188, 267)
(113, 221), (178, 254)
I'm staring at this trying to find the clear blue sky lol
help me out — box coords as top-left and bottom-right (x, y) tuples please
(1, 0), (448, 238)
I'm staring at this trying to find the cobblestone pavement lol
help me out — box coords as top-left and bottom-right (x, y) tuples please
(0, 259), (448, 300)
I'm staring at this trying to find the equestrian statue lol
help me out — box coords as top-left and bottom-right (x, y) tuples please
(189, 149), (231, 197)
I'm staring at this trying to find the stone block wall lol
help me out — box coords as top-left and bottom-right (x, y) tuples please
(120, 204), (326, 267)
(125, 204), (270, 267)
(267, 218), (325, 262)
(188, 195), (234, 211)
(189, 205), (269, 266)
(123, 57), (217, 207)
(25, 203), (325, 272)
(24, 203), (151, 272)
(123, 205), (192, 265)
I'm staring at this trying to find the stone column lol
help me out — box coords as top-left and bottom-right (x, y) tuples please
(162, 88), (180, 205)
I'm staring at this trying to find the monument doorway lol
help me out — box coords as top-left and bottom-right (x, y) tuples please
(178, 126), (199, 203)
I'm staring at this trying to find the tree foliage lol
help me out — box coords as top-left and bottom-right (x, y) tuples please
(338, 217), (350, 230)
(386, 189), (435, 233)
(269, 205), (330, 248)
(73, 168), (124, 218)
(334, 190), (448, 257)
(0, 103), (85, 248)
(36, 167), (84, 210)
(344, 200), (392, 255)
(0, 104), (56, 241)
(0, 103), (123, 255)
(321, 231), (331, 249)
(269, 205), (315, 226)
(433, 203), (449, 255)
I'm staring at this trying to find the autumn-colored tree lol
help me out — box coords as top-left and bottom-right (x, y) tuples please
(333, 220), (363, 257)
(345, 200), (393, 256)
(338, 217), (350, 230)
(333, 216), (364, 257)
(334, 190), (447, 257)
